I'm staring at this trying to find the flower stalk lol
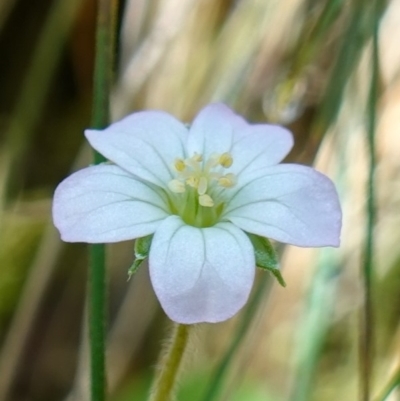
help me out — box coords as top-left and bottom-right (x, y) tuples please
(149, 324), (191, 401)
(89, 1), (118, 401)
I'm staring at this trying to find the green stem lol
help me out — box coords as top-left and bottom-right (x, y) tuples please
(92, 0), (119, 132)
(89, 244), (107, 401)
(360, 2), (379, 400)
(89, 1), (119, 401)
(149, 324), (191, 401)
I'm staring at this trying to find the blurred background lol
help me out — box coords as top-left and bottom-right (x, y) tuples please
(0, 0), (399, 400)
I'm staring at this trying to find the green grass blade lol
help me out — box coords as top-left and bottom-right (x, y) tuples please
(200, 274), (272, 401)
(289, 251), (340, 401)
(360, 0), (380, 399)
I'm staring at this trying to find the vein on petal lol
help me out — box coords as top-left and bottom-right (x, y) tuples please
(65, 191), (167, 212)
(229, 215), (297, 241)
(229, 168), (318, 204)
(163, 221), (205, 294)
(136, 131), (183, 178)
(94, 218), (162, 235)
(110, 140), (168, 186)
(64, 198), (167, 221)
(206, 225), (246, 290)
(226, 198), (310, 230)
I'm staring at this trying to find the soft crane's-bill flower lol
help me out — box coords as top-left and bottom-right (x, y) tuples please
(53, 104), (341, 324)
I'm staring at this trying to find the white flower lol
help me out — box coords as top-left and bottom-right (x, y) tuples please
(53, 104), (342, 324)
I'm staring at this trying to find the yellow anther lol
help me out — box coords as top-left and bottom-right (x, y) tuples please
(192, 152), (203, 162)
(174, 158), (186, 172)
(198, 177), (208, 195)
(206, 153), (220, 168)
(219, 152), (233, 168)
(168, 179), (186, 193)
(186, 176), (199, 188)
(199, 194), (214, 207)
(170, 149), (237, 214)
(218, 173), (237, 188)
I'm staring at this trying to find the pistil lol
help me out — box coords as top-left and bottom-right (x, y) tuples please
(168, 151), (237, 227)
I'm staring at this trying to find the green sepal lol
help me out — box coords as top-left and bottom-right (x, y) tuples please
(245, 232), (286, 287)
(127, 235), (153, 280)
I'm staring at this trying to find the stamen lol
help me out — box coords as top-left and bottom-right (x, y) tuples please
(192, 152), (203, 162)
(174, 158), (186, 172)
(199, 194), (214, 207)
(186, 176), (199, 188)
(219, 152), (233, 168)
(218, 173), (237, 188)
(198, 177), (208, 195)
(168, 179), (186, 193)
(169, 150), (237, 220)
(185, 157), (201, 172)
(205, 153), (220, 170)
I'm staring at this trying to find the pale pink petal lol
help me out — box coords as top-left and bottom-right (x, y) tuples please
(53, 164), (168, 243)
(187, 103), (247, 157)
(149, 215), (255, 324)
(188, 104), (294, 182)
(85, 111), (188, 187)
(225, 164), (342, 247)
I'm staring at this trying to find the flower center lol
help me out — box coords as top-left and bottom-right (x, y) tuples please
(167, 152), (237, 227)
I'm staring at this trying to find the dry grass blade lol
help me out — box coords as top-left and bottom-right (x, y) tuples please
(112, 0), (198, 119)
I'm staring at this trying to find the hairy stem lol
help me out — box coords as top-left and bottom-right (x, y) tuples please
(149, 324), (191, 401)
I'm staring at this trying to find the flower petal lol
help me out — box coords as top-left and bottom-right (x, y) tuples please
(53, 164), (168, 243)
(187, 104), (293, 184)
(187, 103), (247, 157)
(85, 111), (188, 187)
(225, 164), (342, 247)
(149, 215), (255, 324)
(231, 124), (294, 183)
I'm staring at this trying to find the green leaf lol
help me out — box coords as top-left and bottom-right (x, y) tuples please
(128, 235), (153, 280)
(245, 233), (286, 287)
